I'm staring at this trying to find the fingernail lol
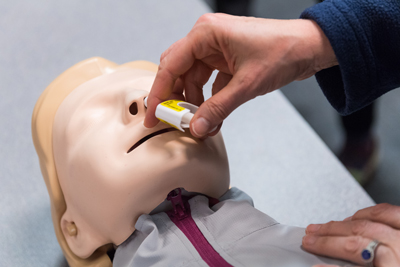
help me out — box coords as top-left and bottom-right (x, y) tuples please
(343, 216), (352, 221)
(303, 235), (317, 245)
(192, 117), (211, 137)
(306, 224), (321, 233)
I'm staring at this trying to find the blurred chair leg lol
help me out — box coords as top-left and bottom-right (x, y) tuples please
(338, 103), (378, 185)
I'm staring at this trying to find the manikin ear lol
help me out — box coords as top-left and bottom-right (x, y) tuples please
(61, 211), (108, 259)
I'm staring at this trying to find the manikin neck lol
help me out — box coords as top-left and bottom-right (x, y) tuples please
(149, 188), (200, 215)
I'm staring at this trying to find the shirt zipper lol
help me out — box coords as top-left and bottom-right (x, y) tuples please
(166, 189), (232, 267)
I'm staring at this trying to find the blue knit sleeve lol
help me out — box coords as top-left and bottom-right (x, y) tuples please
(300, 0), (400, 115)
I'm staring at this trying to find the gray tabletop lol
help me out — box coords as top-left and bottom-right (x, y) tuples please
(0, 1), (374, 266)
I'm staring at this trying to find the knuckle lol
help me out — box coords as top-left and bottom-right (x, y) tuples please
(158, 57), (168, 70)
(236, 70), (268, 98)
(344, 236), (363, 254)
(371, 203), (392, 218)
(158, 63), (179, 81)
(237, 74), (255, 90)
(375, 224), (392, 239)
(233, 74), (257, 99)
(191, 14), (218, 44)
(196, 13), (217, 25)
(375, 245), (395, 266)
(160, 49), (169, 62)
(206, 100), (229, 121)
(351, 220), (369, 236)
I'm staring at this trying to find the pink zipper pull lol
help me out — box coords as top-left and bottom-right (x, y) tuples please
(167, 188), (188, 220)
(166, 190), (233, 267)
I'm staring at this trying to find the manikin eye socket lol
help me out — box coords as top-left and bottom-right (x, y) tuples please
(129, 102), (138, 115)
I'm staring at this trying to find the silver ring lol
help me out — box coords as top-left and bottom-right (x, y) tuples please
(362, 240), (380, 267)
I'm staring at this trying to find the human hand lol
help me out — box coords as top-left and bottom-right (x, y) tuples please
(302, 203), (400, 266)
(144, 13), (337, 138)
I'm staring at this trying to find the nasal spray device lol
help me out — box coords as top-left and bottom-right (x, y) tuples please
(144, 97), (216, 133)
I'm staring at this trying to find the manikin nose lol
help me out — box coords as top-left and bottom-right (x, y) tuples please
(125, 90), (148, 118)
(129, 102), (139, 115)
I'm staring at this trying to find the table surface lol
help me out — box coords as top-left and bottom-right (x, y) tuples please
(0, 1), (374, 266)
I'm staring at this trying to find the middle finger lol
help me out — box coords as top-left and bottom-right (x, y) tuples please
(302, 235), (393, 266)
(306, 220), (399, 246)
(183, 60), (213, 106)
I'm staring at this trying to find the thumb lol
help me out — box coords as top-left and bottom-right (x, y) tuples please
(190, 71), (254, 138)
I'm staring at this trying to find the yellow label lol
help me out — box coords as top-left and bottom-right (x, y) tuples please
(160, 100), (185, 112)
(159, 118), (180, 130)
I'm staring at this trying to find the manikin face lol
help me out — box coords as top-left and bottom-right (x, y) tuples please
(53, 69), (229, 258)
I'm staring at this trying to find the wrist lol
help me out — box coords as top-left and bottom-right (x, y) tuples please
(306, 19), (338, 72)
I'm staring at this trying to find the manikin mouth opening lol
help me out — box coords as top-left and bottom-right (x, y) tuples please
(127, 128), (178, 153)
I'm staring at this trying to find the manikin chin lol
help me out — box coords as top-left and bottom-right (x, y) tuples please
(32, 58), (230, 264)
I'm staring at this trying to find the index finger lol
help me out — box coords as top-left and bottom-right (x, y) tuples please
(144, 36), (197, 128)
(350, 203), (400, 230)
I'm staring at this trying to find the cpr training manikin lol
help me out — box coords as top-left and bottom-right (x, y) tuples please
(32, 57), (352, 267)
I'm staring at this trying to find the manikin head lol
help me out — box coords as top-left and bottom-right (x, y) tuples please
(32, 58), (229, 266)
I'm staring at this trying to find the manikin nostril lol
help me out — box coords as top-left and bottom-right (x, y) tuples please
(129, 102), (138, 115)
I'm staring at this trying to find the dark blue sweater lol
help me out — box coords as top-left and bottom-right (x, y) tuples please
(300, 0), (400, 115)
